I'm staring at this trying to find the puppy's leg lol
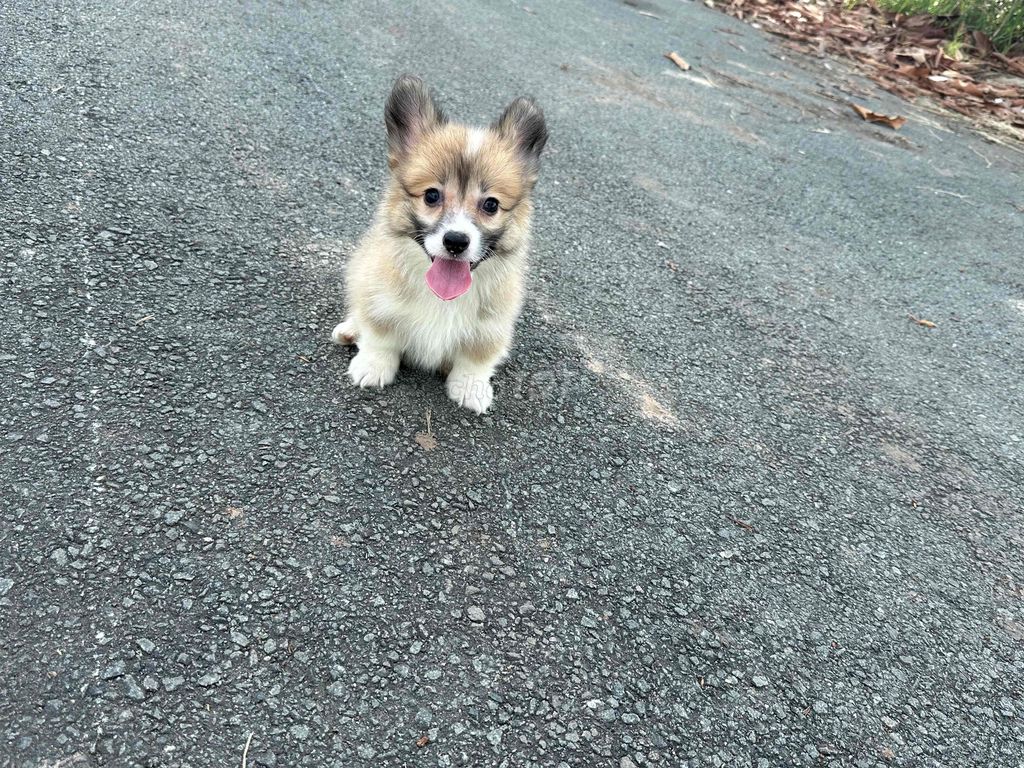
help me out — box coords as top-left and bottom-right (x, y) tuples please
(348, 325), (401, 389)
(446, 339), (508, 414)
(331, 316), (359, 346)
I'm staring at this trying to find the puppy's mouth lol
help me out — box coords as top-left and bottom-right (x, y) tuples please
(408, 212), (483, 301)
(426, 252), (483, 270)
(425, 255), (472, 301)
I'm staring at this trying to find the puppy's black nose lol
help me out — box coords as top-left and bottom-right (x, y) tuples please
(442, 231), (470, 255)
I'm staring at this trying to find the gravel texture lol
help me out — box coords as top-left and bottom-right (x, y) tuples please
(2, 0), (1023, 766)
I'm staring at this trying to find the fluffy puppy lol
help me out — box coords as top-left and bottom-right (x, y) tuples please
(332, 75), (547, 413)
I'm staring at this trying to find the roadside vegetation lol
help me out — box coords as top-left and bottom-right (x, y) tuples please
(874, 0), (1024, 53)
(720, 0), (1024, 142)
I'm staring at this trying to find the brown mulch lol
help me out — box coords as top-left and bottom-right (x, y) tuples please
(720, 0), (1024, 140)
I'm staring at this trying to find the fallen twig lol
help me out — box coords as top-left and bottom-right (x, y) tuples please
(241, 733), (254, 768)
(664, 51), (692, 71)
(908, 314), (936, 328)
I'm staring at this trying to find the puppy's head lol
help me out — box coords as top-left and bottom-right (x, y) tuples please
(382, 75), (547, 300)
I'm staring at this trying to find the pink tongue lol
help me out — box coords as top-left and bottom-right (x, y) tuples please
(425, 258), (472, 301)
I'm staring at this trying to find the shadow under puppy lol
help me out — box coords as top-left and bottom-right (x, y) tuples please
(333, 75), (547, 414)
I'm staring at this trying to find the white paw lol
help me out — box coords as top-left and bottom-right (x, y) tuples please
(348, 350), (398, 389)
(447, 372), (494, 414)
(332, 318), (357, 345)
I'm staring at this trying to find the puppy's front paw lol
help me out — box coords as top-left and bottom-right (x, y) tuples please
(447, 372), (494, 414)
(332, 318), (358, 345)
(348, 350), (399, 389)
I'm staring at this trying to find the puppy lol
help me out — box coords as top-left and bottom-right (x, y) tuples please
(332, 75), (547, 413)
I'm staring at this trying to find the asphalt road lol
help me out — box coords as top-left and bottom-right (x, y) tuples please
(3, 0), (1024, 766)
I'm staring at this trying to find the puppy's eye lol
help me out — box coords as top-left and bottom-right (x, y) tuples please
(481, 197), (500, 215)
(423, 188), (442, 206)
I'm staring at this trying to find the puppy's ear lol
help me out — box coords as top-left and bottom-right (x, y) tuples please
(385, 75), (445, 167)
(493, 97), (548, 169)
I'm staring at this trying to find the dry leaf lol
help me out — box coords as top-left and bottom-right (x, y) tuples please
(415, 408), (438, 450)
(416, 735), (430, 748)
(903, 14), (933, 29)
(803, 6), (824, 23)
(664, 51), (691, 71)
(893, 46), (929, 64)
(971, 30), (992, 58)
(908, 314), (936, 328)
(850, 103), (907, 130)
(415, 432), (438, 451)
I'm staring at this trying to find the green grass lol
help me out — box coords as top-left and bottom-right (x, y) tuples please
(943, 25), (966, 58)
(874, 0), (1024, 53)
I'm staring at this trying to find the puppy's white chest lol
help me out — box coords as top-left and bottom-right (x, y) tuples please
(396, 290), (482, 368)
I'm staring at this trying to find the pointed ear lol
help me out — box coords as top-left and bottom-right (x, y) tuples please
(493, 97), (548, 168)
(385, 75), (445, 166)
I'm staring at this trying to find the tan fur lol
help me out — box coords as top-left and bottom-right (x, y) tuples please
(333, 84), (543, 414)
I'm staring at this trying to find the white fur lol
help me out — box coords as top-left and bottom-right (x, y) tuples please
(446, 359), (496, 413)
(331, 317), (357, 345)
(465, 128), (485, 156)
(346, 324), (400, 388)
